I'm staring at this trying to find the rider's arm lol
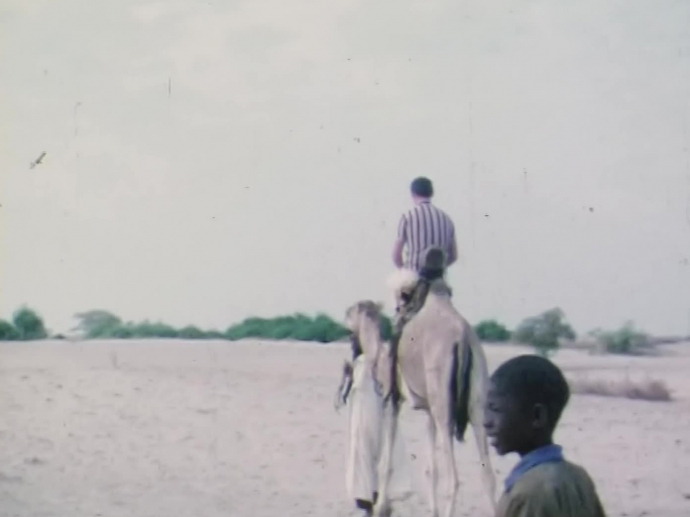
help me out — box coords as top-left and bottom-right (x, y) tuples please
(446, 225), (458, 266)
(392, 238), (405, 268)
(447, 239), (458, 266)
(392, 215), (407, 268)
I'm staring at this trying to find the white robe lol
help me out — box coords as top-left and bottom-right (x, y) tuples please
(345, 356), (411, 503)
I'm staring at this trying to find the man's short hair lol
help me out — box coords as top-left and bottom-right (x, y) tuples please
(491, 355), (570, 430)
(410, 177), (433, 198)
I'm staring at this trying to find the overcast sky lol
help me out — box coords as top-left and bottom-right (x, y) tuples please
(1, 0), (689, 336)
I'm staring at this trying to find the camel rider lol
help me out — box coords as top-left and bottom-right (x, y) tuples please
(388, 177), (459, 406)
(391, 176), (458, 330)
(392, 176), (458, 275)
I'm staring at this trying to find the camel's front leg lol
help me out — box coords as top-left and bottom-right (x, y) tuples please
(373, 405), (398, 517)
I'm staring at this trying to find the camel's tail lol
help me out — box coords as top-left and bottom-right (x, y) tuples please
(449, 338), (473, 442)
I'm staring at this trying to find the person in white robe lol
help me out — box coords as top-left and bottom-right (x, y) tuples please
(335, 356), (412, 515)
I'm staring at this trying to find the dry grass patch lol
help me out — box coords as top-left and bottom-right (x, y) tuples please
(568, 377), (672, 402)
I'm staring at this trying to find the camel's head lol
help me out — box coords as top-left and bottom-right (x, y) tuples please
(344, 300), (383, 333)
(386, 268), (420, 312)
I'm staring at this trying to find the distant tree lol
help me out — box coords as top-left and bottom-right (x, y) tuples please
(474, 320), (511, 342)
(590, 322), (649, 355)
(0, 319), (20, 341)
(12, 307), (48, 341)
(74, 310), (123, 338)
(514, 308), (576, 356)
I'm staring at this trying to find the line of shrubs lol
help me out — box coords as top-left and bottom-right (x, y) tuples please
(69, 310), (363, 344)
(1, 307), (383, 344)
(0, 306), (654, 356)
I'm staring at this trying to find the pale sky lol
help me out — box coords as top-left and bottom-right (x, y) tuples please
(1, 0), (689, 336)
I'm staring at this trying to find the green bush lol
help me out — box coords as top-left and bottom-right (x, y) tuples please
(379, 314), (393, 341)
(178, 325), (207, 339)
(74, 310), (123, 338)
(590, 323), (649, 355)
(106, 325), (135, 339)
(267, 315), (311, 340)
(514, 308), (576, 357)
(475, 320), (511, 342)
(129, 321), (179, 338)
(225, 313), (350, 343)
(12, 307), (48, 341)
(0, 319), (20, 341)
(225, 316), (271, 340)
(204, 330), (226, 340)
(306, 314), (351, 343)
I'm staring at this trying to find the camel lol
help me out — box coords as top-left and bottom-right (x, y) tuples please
(344, 271), (496, 517)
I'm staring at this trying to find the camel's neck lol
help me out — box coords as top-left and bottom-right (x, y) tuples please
(358, 317), (383, 363)
(357, 317), (391, 389)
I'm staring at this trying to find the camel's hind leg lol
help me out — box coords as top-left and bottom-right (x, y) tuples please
(471, 415), (497, 512)
(467, 347), (497, 512)
(373, 405), (399, 517)
(437, 425), (459, 517)
(425, 414), (439, 517)
(428, 392), (458, 517)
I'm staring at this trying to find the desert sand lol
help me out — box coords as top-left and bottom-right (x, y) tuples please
(1, 339), (689, 517)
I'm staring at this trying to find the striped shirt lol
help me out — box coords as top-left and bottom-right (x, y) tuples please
(397, 200), (456, 271)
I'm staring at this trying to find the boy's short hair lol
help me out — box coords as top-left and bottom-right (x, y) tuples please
(410, 177), (433, 198)
(492, 355), (570, 429)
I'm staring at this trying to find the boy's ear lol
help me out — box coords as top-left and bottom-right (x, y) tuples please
(532, 403), (549, 429)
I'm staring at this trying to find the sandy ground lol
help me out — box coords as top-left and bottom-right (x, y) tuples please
(1, 339), (689, 517)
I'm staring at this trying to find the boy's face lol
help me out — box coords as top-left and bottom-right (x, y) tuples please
(483, 379), (540, 456)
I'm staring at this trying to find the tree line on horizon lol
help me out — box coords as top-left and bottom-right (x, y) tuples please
(0, 305), (658, 356)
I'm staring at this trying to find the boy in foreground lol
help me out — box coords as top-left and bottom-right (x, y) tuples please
(484, 355), (607, 517)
